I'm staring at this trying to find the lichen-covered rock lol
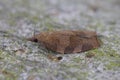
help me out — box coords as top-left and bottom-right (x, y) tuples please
(0, 0), (120, 80)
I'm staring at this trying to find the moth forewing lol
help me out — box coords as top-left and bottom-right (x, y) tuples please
(28, 30), (101, 54)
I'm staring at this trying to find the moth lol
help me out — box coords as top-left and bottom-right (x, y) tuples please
(28, 30), (101, 54)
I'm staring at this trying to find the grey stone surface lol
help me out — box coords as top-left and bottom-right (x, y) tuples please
(0, 0), (120, 80)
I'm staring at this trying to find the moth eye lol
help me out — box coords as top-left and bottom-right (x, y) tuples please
(33, 38), (38, 42)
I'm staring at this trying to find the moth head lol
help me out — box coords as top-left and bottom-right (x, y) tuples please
(28, 27), (39, 43)
(27, 32), (46, 43)
(27, 37), (38, 43)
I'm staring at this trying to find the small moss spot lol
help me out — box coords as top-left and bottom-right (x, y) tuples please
(105, 61), (120, 70)
(85, 52), (95, 58)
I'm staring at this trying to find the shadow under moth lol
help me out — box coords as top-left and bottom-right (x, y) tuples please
(28, 30), (101, 54)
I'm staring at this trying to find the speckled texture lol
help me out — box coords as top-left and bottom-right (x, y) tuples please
(0, 0), (120, 80)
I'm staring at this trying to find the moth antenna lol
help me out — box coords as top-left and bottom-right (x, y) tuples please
(33, 26), (35, 38)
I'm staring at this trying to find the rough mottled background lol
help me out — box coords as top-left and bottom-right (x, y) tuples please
(0, 0), (120, 80)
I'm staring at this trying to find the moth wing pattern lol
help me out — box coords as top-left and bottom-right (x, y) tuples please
(44, 32), (71, 54)
(64, 35), (83, 53)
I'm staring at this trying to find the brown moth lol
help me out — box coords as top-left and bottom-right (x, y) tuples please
(28, 30), (101, 54)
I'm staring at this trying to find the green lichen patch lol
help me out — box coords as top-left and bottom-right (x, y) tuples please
(108, 52), (120, 58)
(87, 49), (105, 58)
(87, 48), (120, 70)
(0, 50), (5, 60)
(72, 57), (84, 63)
(85, 52), (95, 58)
(0, 50), (3, 59)
(0, 69), (17, 80)
(87, 47), (120, 59)
(105, 61), (120, 70)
